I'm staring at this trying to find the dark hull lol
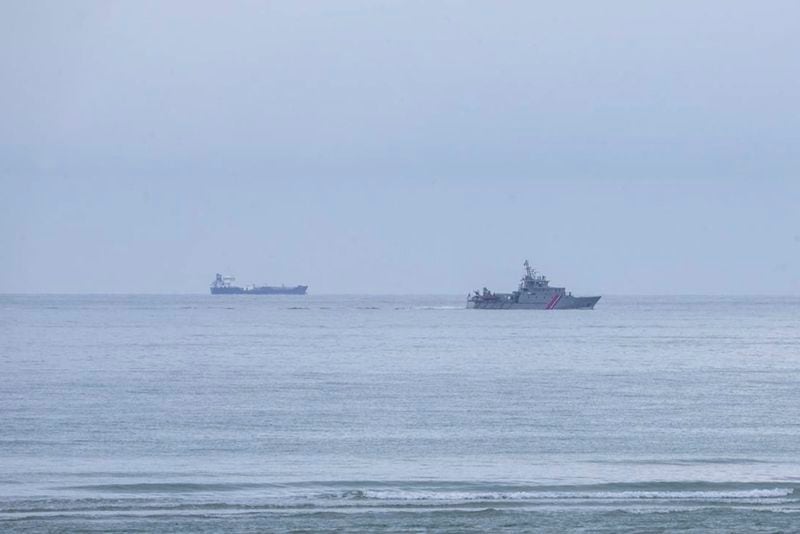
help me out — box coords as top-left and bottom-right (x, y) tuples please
(211, 285), (308, 295)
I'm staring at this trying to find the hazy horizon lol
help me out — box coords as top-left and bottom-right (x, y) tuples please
(2, 1), (798, 295)
(3, 294), (796, 299)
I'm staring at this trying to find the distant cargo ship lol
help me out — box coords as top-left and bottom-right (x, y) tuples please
(210, 274), (308, 295)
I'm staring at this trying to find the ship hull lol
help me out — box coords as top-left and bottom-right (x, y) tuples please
(467, 295), (600, 310)
(211, 285), (308, 295)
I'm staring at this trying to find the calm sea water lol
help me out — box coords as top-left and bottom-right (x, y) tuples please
(2, 294), (800, 532)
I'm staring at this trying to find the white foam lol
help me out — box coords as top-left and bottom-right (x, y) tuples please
(347, 488), (794, 502)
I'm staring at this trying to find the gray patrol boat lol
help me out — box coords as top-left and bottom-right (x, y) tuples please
(467, 261), (600, 310)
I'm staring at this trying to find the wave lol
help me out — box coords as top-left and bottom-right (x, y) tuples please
(55, 480), (798, 501)
(60, 482), (279, 493)
(3, 481), (795, 522)
(313, 480), (799, 503)
(333, 487), (795, 502)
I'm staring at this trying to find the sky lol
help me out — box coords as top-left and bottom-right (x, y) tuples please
(1, 1), (798, 294)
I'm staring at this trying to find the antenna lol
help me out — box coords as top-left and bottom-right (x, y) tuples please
(524, 260), (533, 278)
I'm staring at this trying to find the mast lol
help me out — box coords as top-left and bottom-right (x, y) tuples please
(524, 260), (533, 278)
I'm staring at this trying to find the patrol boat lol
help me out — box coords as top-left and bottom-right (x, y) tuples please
(210, 274), (308, 295)
(467, 261), (600, 309)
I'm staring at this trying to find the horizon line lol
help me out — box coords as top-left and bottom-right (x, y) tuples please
(1, 292), (799, 298)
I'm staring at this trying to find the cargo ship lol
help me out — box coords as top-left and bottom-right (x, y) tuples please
(210, 274), (308, 295)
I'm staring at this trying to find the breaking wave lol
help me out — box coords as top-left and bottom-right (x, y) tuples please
(3, 481), (799, 526)
(333, 487), (795, 502)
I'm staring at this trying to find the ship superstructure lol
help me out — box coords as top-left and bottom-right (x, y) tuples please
(467, 261), (600, 309)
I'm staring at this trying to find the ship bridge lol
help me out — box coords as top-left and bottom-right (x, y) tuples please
(519, 260), (550, 291)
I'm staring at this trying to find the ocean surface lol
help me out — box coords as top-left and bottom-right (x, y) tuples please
(2, 294), (800, 532)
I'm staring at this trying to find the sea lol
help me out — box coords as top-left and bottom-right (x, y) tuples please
(2, 294), (800, 532)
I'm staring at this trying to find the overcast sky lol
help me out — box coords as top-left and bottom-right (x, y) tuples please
(2, 1), (798, 294)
